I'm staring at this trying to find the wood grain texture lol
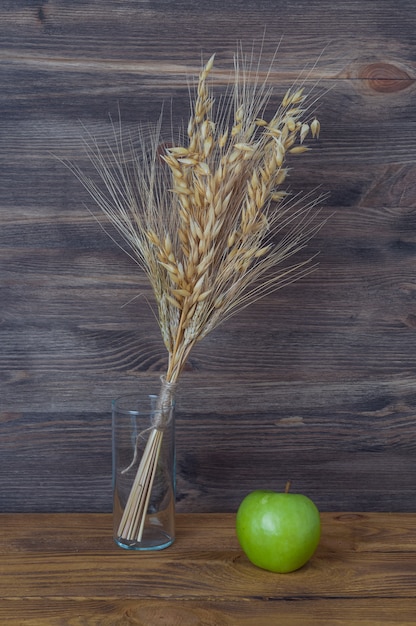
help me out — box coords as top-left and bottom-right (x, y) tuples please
(1, 0), (416, 513)
(0, 512), (415, 625)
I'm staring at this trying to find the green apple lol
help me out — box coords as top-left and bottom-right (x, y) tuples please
(236, 487), (321, 573)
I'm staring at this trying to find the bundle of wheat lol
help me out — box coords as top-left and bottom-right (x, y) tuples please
(67, 48), (325, 543)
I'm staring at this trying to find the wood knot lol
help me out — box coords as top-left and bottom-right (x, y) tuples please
(405, 314), (416, 329)
(359, 62), (413, 93)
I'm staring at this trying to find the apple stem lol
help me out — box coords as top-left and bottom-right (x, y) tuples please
(285, 480), (291, 494)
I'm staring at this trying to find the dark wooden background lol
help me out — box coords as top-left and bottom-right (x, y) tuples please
(1, 0), (416, 514)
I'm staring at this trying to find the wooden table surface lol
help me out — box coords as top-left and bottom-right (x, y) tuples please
(0, 513), (415, 625)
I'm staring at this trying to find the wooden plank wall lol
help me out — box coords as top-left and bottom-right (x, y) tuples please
(1, 0), (416, 514)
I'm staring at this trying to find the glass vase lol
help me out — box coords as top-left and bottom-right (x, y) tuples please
(112, 377), (176, 551)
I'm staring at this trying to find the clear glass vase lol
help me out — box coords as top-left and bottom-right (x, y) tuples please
(112, 377), (176, 550)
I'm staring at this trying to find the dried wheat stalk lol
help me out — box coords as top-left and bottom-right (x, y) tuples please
(67, 48), (326, 543)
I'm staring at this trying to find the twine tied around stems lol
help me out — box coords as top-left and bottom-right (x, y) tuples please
(151, 376), (176, 430)
(121, 376), (176, 476)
